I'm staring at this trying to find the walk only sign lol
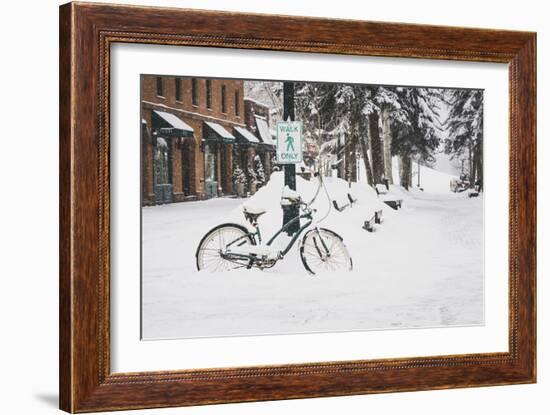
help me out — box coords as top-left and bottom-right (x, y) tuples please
(276, 121), (303, 164)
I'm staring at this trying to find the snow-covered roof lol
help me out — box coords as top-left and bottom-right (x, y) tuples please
(244, 97), (270, 108)
(234, 126), (260, 144)
(204, 121), (235, 140)
(153, 110), (194, 133)
(254, 116), (274, 145)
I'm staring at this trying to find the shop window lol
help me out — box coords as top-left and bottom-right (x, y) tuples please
(204, 145), (216, 182)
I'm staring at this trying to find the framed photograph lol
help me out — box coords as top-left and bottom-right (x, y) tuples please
(59, 2), (536, 412)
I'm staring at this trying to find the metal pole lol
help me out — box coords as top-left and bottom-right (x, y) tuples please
(282, 82), (299, 235)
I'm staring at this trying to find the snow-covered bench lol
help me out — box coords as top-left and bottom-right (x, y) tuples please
(332, 193), (382, 233)
(332, 193), (383, 232)
(362, 209), (384, 232)
(375, 183), (403, 210)
(332, 193), (357, 212)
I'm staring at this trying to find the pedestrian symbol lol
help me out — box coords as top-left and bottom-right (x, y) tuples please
(285, 133), (295, 152)
(276, 121), (302, 164)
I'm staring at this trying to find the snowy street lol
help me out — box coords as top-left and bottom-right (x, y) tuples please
(142, 172), (483, 339)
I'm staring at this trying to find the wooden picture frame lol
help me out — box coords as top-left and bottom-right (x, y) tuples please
(59, 2), (536, 412)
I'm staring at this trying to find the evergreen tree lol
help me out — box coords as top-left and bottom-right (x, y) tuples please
(374, 87), (408, 184)
(295, 82), (341, 176)
(247, 166), (257, 185)
(232, 166), (247, 185)
(329, 84), (379, 185)
(443, 89), (484, 188)
(391, 87), (443, 189)
(254, 155), (266, 188)
(294, 82), (443, 191)
(356, 86), (408, 186)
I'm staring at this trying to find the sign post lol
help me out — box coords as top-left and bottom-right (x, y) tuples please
(280, 82), (302, 235)
(277, 120), (303, 235)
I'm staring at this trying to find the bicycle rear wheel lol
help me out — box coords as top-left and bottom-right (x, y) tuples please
(196, 223), (254, 272)
(300, 228), (352, 275)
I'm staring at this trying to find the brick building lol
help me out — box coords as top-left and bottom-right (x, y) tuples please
(141, 75), (275, 205)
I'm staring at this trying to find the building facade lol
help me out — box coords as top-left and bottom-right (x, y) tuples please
(142, 75), (277, 205)
(243, 98), (276, 179)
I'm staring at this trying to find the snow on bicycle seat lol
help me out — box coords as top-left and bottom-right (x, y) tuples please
(242, 205), (266, 216)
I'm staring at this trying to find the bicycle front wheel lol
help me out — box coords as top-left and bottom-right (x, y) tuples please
(300, 228), (352, 275)
(196, 223), (254, 272)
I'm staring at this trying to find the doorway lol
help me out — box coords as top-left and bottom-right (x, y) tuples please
(204, 144), (218, 199)
(153, 137), (173, 204)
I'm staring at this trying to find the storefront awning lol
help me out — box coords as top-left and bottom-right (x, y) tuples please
(234, 126), (260, 145)
(152, 110), (194, 137)
(204, 121), (235, 143)
(254, 116), (276, 150)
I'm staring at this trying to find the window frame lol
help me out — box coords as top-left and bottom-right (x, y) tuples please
(175, 77), (182, 102)
(221, 85), (227, 114)
(156, 76), (164, 97)
(235, 90), (240, 116)
(206, 79), (212, 110)
(191, 78), (198, 106)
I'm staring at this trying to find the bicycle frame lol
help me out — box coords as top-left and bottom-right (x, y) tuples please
(265, 212), (313, 257)
(220, 211), (314, 265)
(222, 174), (332, 265)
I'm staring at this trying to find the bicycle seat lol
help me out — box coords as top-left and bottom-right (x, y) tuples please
(242, 205), (266, 222)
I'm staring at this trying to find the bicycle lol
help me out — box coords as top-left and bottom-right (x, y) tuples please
(195, 173), (353, 275)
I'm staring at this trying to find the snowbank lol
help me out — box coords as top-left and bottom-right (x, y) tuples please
(220, 164), (465, 270)
(228, 172), (392, 251)
(391, 156), (458, 194)
(414, 164), (459, 194)
(142, 183), (484, 338)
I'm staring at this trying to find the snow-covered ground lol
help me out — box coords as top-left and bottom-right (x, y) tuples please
(142, 168), (483, 339)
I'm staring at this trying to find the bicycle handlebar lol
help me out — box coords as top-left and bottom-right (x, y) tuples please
(280, 171), (330, 222)
(310, 172), (332, 223)
(306, 172), (324, 207)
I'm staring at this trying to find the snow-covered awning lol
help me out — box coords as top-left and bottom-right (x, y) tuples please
(152, 110), (194, 137)
(203, 121), (235, 143)
(234, 126), (260, 145)
(254, 116), (275, 147)
(254, 117), (276, 153)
